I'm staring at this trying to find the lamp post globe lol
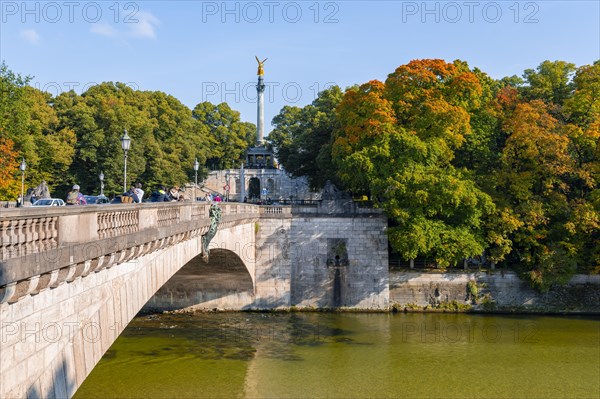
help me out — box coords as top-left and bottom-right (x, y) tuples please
(19, 158), (27, 205)
(193, 158), (199, 202)
(120, 130), (131, 193)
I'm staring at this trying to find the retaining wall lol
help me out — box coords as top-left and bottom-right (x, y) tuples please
(389, 271), (600, 312)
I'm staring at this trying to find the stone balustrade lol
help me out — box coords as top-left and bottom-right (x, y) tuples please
(0, 202), (261, 304)
(259, 206), (291, 215)
(0, 216), (59, 260)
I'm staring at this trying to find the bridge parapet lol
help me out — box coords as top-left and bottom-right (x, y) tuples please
(0, 203), (259, 304)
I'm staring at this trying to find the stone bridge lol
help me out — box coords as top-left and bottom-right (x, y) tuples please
(0, 201), (388, 398)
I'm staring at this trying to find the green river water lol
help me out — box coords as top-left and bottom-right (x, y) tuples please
(74, 312), (600, 399)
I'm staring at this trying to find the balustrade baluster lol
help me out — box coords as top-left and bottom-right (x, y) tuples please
(41, 217), (49, 250)
(50, 217), (58, 248)
(0, 220), (9, 260)
(17, 219), (27, 257)
(30, 218), (39, 254)
(37, 217), (46, 251)
(97, 214), (103, 238)
(8, 220), (18, 259)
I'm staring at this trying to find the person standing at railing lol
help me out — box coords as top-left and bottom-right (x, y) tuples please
(168, 186), (180, 201)
(150, 187), (170, 202)
(134, 183), (144, 203)
(66, 185), (87, 205)
(125, 186), (139, 203)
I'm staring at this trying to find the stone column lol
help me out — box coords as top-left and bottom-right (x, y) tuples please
(240, 163), (246, 201)
(256, 76), (265, 146)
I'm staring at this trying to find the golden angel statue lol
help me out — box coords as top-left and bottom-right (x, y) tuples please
(255, 56), (267, 76)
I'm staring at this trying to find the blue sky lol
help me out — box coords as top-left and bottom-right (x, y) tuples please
(1, 1), (599, 131)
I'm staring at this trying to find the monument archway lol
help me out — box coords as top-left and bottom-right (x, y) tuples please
(248, 177), (260, 200)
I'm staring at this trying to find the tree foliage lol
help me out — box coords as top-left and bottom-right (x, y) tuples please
(271, 58), (599, 290)
(192, 102), (255, 170)
(0, 137), (20, 199)
(2, 58), (598, 291)
(333, 62), (497, 267)
(0, 62), (255, 199)
(268, 86), (344, 190)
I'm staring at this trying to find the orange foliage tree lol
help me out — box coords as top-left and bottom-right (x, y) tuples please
(0, 137), (20, 200)
(333, 61), (497, 267)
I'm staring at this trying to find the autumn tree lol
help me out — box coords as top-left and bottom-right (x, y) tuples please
(333, 61), (499, 267)
(0, 137), (20, 200)
(487, 61), (600, 289)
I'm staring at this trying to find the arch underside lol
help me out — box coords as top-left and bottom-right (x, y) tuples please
(144, 248), (254, 312)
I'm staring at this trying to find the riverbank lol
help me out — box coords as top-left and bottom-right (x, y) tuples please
(143, 270), (600, 315)
(389, 271), (600, 314)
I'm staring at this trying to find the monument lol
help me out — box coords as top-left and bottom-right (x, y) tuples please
(255, 56), (267, 146)
(202, 57), (315, 201)
(246, 56), (274, 169)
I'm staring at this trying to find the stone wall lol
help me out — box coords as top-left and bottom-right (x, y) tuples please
(289, 214), (389, 309)
(389, 271), (600, 312)
(217, 206), (389, 310)
(252, 210), (293, 308)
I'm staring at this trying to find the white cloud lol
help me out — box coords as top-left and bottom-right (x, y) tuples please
(20, 29), (40, 45)
(129, 12), (160, 39)
(90, 23), (118, 37)
(89, 11), (160, 40)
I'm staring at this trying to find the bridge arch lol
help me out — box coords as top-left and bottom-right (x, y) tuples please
(144, 248), (255, 312)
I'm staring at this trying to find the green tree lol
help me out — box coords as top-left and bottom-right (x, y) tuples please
(56, 83), (216, 195)
(522, 60), (576, 105)
(268, 86), (344, 190)
(1, 63), (76, 194)
(564, 61), (600, 127)
(192, 102), (255, 170)
(0, 61), (31, 141)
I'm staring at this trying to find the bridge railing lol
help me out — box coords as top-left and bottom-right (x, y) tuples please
(0, 202), (260, 263)
(259, 206), (292, 215)
(0, 202), (263, 303)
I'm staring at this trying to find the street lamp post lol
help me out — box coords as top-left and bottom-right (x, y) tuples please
(19, 158), (26, 205)
(99, 171), (105, 196)
(193, 158), (199, 202)
(225, 173), (230, 202)
(120, 130), (131, 193)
